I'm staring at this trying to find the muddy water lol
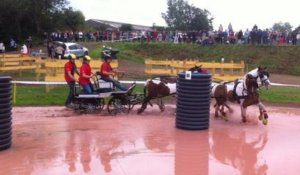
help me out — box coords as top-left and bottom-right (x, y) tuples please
(1, 105), (300, 175)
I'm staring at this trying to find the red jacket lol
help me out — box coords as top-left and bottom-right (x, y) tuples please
(64, 61), (77, 82)
(100, 61), (112, 79)
(79, 63), (91, 85)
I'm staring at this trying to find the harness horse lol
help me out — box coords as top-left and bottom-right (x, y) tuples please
(211, 66), (271, 125)
(137, 66), (204, 114)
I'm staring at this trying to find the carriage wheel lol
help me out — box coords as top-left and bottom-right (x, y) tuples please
(85, 103), (96, 113)
(77, 99), (104, 114)
(107, 97), (130, 115)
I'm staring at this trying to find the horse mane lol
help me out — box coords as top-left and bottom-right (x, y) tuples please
(189, 65), (203, 73)
(245, 75), (259, 95)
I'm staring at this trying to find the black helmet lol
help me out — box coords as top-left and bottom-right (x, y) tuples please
(101, 50), (112, 60)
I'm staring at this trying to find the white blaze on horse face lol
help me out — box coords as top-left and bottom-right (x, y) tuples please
(166, 83), (176, 94)
(261, 75), (271, 87)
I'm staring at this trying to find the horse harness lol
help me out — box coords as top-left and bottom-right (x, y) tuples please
(232, 79), (249, 103)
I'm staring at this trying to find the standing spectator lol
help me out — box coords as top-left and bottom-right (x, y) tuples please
(26, 36), (32, 54)
(237, 30), (243, 44)
(10, 38), (17, 50)
(55, 44), (64, 59)
(243, 29), (250, 44)
(262, 29), (269, 44)
(64, 54), (79, 108)
(292, 31), (297, 45)
(21, 44), (28, 55)
(0, 41), (5, 53)
(64, 32), (68, 42)
(47, 38), (53, 58)
(223, 30), (228, 43)
(296, 32), (300, 45)
(79, 55), (93, 94)
(78, 31), (83, 42)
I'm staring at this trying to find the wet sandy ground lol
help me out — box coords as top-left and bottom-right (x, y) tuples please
(1, 105), (300, 175)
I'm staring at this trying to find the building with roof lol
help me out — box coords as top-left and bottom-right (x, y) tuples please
(86, 19), (154, 32)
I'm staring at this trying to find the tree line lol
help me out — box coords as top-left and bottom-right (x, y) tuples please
(0, 0), (85, 44)
(1, 0), (299, 46)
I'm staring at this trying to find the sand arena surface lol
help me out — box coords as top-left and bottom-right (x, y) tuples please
(1, 105), (300, 175)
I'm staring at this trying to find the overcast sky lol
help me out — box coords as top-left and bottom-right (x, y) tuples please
(70, 0), (300, 31)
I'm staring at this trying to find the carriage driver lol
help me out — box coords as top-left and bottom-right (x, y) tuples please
(79, 55), (94, 94)
(64, 54), (79, 108)
(100, 52), (128, 91)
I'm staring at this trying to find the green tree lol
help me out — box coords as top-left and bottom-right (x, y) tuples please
(161, 0), (213, 31)
(0, 0), (85, 43)
(272, 22), (293, 32)
(62, 7), (85, 31)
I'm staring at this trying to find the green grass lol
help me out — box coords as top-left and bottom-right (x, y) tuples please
(86, 42), (300, 75)
(15, 85), (68, 106)
(260, 86), (300, 104)
(14, 84), (300, 106)
(14, 84), (144, 106)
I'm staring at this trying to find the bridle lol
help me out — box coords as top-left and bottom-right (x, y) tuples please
(258, 71), (270, 87)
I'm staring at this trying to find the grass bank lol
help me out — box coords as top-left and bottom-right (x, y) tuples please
(88, 42), (300, 76)
(14, 85), (300, 106)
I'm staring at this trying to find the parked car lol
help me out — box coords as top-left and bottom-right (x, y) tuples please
(53, 41), (88, 58)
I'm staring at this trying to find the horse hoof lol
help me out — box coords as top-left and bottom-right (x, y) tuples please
(263, 119), (268, 125)
(259, 115), (263, 121)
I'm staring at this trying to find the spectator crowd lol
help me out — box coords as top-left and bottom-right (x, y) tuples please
(43, 24), (300, 47)
(1, 24), (300, 55)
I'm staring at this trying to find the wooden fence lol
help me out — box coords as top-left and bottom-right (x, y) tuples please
(0, 54), (118, 82)
(0, 54), (36, 71)
(38, 59), (118, 82)
(145, 58), (245, 81)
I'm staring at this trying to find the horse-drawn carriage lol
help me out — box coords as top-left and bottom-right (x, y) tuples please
(71, 72), (144, 115)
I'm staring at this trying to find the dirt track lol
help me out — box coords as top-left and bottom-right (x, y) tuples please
(1, 105), (300, 175)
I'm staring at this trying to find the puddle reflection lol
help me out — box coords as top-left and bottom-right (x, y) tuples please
(210, 128), (268, 175)
(175, 130), (209, 175)
(0, 113), (274, 175)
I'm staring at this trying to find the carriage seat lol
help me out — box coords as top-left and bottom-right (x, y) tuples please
(95, 74), (114, 92)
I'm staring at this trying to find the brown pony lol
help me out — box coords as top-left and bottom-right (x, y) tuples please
(137, 76), (177, 114)
(211, 67), (271, 124)
(137, 65), (204, 114)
